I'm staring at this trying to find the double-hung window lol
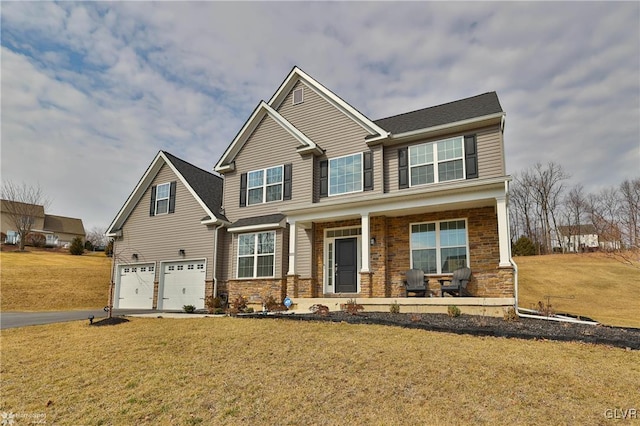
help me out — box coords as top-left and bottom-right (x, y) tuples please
(409, 136), (464, 186)
(155, 183), (171, 215)
(410, 219), (468, 274)
(329, 153), (362, 196)
(237, 231), (275, 278)
(247, 166), (283, 205)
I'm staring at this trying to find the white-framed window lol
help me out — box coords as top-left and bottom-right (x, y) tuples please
(247, 165), (283, 205)
(155, 183), (171, 215)
(329, 153), (362, 196)
(410, 219), (468, 274)
(409, 136), (465, 186)
(293, 87), (304, 105)
(237, 231), (276, 278)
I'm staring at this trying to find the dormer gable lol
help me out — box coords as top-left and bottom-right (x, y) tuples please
(214, 101), (322, 173)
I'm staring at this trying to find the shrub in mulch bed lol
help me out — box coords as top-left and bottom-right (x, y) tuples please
(241, 312), (640, 350)
(90, 317), (130, 327)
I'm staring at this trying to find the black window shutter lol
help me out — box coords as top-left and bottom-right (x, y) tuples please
(239, 173), (247, 207)
(465, 135), (478, 179)
(168, 181), (177, 213)
(363, 151), (373, 191)
(283, 164), (292, 200)
(398, 147), (409, 189)
(149, 185), (157, 216)
(319, 160), (328, 198)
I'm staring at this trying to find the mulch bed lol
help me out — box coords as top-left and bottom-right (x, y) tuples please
(242, 311), (640, 350)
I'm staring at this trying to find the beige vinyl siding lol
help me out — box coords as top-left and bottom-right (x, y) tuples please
(477, 124), (506, 177)
(277, 81), (372, 159)
(222, 115), (313, 221)
(113, 164), (215, 282)
(293, 224), (313, 277)
(383, 124), (505, 193)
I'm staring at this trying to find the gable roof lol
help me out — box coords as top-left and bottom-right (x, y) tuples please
(214, 101), (322, 173)
(558, 224), (598, 236)
(268, 66), (388, 138)
(162, 151), (225, 217)
(0, 200), (45, 218)
(106, 151), (227, 235)
(374, 92), (504, 135)
(43, 215), (85, 236)
(214, 67), (507, 172)
(214, 66), (388, 172)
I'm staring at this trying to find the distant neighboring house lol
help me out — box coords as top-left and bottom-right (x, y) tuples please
(105, 151), (228, 310)
(557, 224), (600, 252)
(0, 200), (85, 247)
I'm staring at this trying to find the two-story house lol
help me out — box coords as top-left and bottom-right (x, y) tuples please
(106, 67), (515, 314)
(213, 67), (514, 312)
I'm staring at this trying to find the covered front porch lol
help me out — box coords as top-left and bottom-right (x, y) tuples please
(283, 178), (514, 301)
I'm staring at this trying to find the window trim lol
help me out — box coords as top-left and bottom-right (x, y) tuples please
(246, 165), (284, 206)
(236, 231), (276, 279)
(409, 218), (469, 275)
(155, 182), (171, 215)
(328, 152), (363, 196)
(409, 136), (466, 187)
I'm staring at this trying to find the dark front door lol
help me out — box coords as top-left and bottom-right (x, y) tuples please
(335, 238), (357, 293)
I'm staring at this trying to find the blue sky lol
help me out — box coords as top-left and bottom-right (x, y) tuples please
(2, 2), (639, 232)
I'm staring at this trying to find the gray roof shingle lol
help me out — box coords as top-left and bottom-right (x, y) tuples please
(228, 213), (286, 230)
(162, 151), (227, 222)
(373, 92), (503, 135)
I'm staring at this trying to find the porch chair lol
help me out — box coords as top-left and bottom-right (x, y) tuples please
(438, 267), (471, 297)
(404, 269), (429, 297)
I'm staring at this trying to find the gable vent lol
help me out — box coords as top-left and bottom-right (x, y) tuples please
(292, 87), (304, 105)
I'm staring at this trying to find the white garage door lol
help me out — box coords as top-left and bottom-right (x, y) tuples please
(117, 264), (155, 309)
(160, 260), (206, 310)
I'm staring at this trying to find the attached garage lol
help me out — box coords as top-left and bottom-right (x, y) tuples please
(116, 264), (155, 309)
(159, 259), (207, 310)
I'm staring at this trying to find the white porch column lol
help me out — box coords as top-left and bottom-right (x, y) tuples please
(361, 214), (370, 272)
(496, 196), (511, 267)
(288, 221), (296, 275)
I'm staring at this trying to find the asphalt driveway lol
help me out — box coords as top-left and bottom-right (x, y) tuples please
(0, 309), (154, 329)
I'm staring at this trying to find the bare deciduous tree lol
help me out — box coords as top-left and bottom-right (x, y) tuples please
(1, 180), (50, 251)
(86, 226), (107, 249)
(619, 178), (640, 249)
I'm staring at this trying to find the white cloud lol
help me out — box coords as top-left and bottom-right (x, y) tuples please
(1, 1), (638, 231)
